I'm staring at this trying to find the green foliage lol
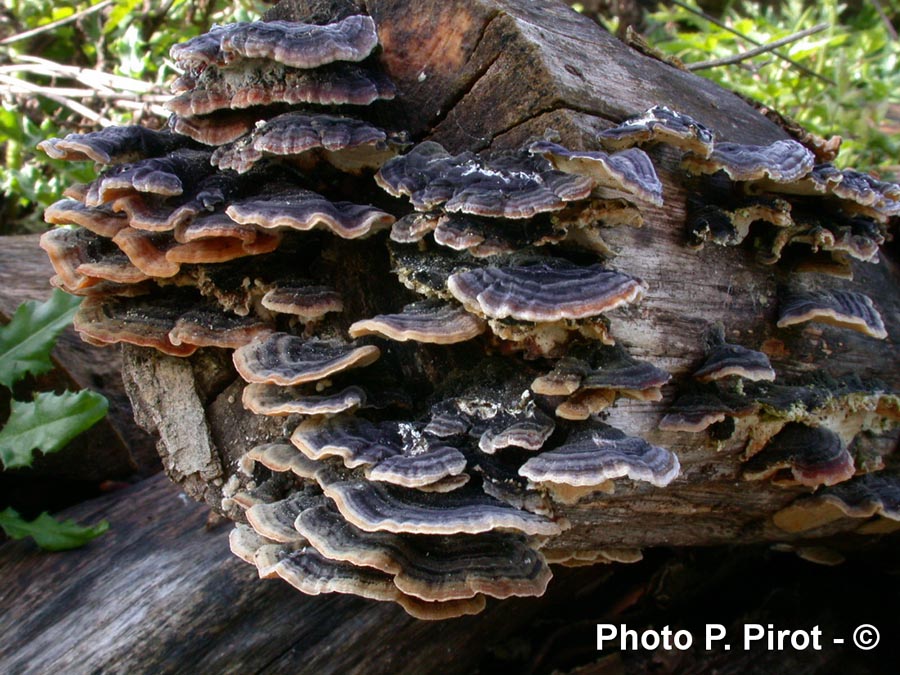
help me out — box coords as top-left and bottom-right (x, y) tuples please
(0, 290), (108, 470)
(0, 288), (82, 388)
(644, 0), (900, 175)
(0, 390), (109, 469)
(0, 0), (266, 233)
(0, 291), (110, 547)
(0, 507), (108, 551)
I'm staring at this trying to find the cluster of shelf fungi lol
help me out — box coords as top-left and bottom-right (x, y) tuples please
(38, 12), (899, 619)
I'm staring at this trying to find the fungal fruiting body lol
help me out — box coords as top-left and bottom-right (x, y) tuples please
(40, 7), (899, 619)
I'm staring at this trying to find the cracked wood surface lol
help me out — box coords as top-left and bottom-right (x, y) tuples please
(272, 0), (786, 149)
(0, 472), (602, 675)
(3, 473), (894, 672)
(122, 0), (899, 554)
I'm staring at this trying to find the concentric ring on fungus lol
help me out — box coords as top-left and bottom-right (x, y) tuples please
(349, 300), (486, 344)
(170, 15), (379, 69)
(519, 425), (681, 489)
(294, 504), (552, 601)
(777, 288), (888, 339)
(37, 7), (900, 623)
(233, 333), (381, 386)
(446, 261), (646, 322)
(316, 467), (563, 536)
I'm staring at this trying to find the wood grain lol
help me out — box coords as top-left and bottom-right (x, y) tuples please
(0, 473), (607, 675)
(118, 0), (900, 553)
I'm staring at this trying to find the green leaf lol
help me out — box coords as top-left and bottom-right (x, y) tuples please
(0, 289), (82, 389)
(0, 507), (108, 551)
(103, 0), (142, 35)
(0, 390), (108, 470)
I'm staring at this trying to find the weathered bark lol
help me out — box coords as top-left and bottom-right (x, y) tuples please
(0, 473), (611, 675)
(122, 0), (899, 555)
(1, 473), (895, 672)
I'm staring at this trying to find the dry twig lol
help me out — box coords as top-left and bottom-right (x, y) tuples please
(688, 23), (830, 71)
(670, 0), (835, 85)
(0, 1), (114, 46)
(0, 53), (169, 125)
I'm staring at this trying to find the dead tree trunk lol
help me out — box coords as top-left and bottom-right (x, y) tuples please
(122, 0), (898, 558)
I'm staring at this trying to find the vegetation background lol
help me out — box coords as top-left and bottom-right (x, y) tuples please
(1, 0), (898, 237)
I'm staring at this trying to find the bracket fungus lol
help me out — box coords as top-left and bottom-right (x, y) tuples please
(38, 125), (188, 165)
(375, 141), (594, 218)
(692, 326), (775, 383)
(681, 139), (816, 183)
(233, 333), (381, 385)
(425, 382), (557, 455)
(242, 383), (366, 417)
(658, 390), (746, 433)
(686, 197), (793, 250)
(531, 343), (670, 420)
(446, 260), (645, 323)
(527, 141), (664, 206)
(742, 422), (856, 488)
(316, 470), (562, 537)
(260, 281), (343, 320)
(44, 199), (129, 239)
(777, 288), (888, 339)
(773, 471), (900, 533)
(519, 425), (680, 490)
(290, 416), (467, 487)
(596, 105), (715, 157)
(294, 504), (552, 601)
(166, 62), (396, 117)
(349, 300), (486, 344)
(39, 0), (899, 621)
(226, 188), (395, 239)
(40, 226), (148, 291)
(85, 148), (216, 205)
(211, 111), (405, 174)
(170, 15), (380, 69)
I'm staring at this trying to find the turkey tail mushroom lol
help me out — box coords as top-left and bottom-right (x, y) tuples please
(37, 1), (899, 622)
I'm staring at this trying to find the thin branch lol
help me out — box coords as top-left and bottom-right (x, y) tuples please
(688, 23), (830, 71)
(0, 77), (167, 102)
(113, 99), (170, 117)
(44, 94), (114, 126)
(870, 0), (898, 41)
(0, 1), (114, 46)
(8, 55), (160, 93)
(7, 76), (116, 126)
(0, 71), (169, 128)
(140, 0), (178, 42)
(670, 0), (836, 86)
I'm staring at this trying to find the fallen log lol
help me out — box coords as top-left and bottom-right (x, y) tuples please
(0, 473), (611, 674)
(1, 473), (895, 672)
(42, 0), (898, 617)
